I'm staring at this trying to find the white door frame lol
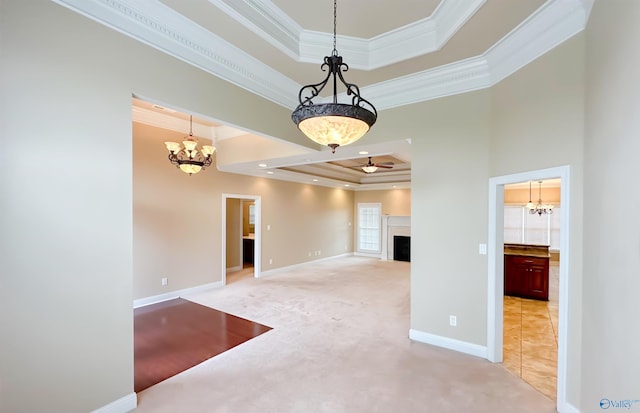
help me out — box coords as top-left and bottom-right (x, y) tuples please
(487, 165), (570, 412)
(221, 193), (261, 285)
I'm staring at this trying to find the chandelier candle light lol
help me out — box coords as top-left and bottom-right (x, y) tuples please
(526, 180), (554, 215)
(164, 115), (216, 175)
(291, 0), (377, 153)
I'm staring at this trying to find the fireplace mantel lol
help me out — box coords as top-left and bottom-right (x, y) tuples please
(381, 215), (411, 261)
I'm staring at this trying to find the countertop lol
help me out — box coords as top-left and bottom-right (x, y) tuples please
(504, 243), (550, 258)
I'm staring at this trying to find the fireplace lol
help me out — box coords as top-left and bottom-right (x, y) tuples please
(381, 215), (410, 261)
(393, 236), (411, 262)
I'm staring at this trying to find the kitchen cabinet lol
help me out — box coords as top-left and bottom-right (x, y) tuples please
(243, 237), (254, 265)
(504, 244), (549, 301)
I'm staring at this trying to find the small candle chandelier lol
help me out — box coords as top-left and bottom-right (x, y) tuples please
(526, 180), (554, 215)
(291, 0), (377, 153)
(164, 115), (216, 175)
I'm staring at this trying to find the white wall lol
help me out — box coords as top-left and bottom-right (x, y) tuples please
(0, 0), (319, 411)
(4, 0), (639, 412)
(409, 90), (492, 344)
(133, 122), (355, 300)
(490, 33), (585, 406)
(583, 1), (640, 410)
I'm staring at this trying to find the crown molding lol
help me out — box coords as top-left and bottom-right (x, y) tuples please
(209, 0), (486, 70)
(52, 0), (299, 108)
(366, 0), (590, 110)
(53, 0), (591, 113)
(485, 0), (589, 85)
(208, 0), (302, 62)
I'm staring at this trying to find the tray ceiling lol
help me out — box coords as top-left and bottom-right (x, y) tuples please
(64, 0), (592, 189)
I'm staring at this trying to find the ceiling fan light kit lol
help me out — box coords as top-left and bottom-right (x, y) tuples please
(360, 156), (393, 173)
(291, 0), (377, 153)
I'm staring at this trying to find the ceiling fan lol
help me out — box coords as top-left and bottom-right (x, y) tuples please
(359, 157), (394, 174)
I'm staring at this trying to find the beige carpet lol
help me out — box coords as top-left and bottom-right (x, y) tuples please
(135, 256), (555, 413)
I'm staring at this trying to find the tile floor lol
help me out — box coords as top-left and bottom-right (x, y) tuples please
(503, 263), (559, 401)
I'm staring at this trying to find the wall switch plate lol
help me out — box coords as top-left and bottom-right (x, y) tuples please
(269, 258), (273, 264)
(161, 277), (168, 286)
(449, 315), (457, 327)
(479, 243), (487, 255)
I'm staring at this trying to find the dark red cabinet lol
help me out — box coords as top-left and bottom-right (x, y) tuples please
(504, 255), (549, 301)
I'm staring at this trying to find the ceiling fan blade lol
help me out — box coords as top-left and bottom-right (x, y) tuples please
(375, 161), (394, 166)
(375, 164), (394, 169)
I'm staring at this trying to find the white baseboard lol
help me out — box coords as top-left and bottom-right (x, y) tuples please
(353, 252), (382, 259)
(409, 329), (488, 359)
(133, 281), (223, 308)
(90, 392), (136, 413)
(259, 253), (353, 277)
(226, 265), (243, 273)
(562, 402), (580, 413)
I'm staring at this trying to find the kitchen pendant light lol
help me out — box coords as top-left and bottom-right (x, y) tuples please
(291, 0), (377, 153)
(526, 180), (554, 215)
(164, 115), (216, 175)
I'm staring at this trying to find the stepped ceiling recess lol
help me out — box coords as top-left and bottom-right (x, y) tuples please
(59, 0), (592, 189)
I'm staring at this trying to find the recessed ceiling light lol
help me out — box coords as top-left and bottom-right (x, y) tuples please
(344, 184), (350, 187)
(267, 171), (274, 174)
(392, 185), (397, 188)
(359, 151), (369, 155)
(258, 163), (267, 167)
(312, 179), (319, 182)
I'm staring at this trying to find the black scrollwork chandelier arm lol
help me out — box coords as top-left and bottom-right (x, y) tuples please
(295, 54), (377, 118)
(290, 0), (377, 153)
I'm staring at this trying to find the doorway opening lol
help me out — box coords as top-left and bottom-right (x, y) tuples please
(222, 194), (261, 285)
(487, 165), (571, 412)
(502, 178), (561, 400)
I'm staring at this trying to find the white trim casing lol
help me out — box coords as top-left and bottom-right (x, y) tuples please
(90, 393), (137, 413)
(562, 402), (581, 413)
(222, 194), (261, 284)
(487, 165), (571, 413)
(133, 281), (222, 308)
(409, 329), (488, 359)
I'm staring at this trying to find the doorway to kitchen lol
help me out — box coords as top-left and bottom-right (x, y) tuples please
(487, 165), (571, 413)
(222, 194), (261, 285)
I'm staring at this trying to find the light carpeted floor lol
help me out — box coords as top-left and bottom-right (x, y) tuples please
(135, 256), (555, 413)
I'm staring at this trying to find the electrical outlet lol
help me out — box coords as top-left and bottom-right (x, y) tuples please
(161, 277), (168, 286)
(479, 243), (487, 255)
(449, 315), (457, 327)
(269, 258), (273, 265)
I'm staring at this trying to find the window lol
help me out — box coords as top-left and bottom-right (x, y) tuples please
(249, 204), (255, 225)
(358, 203), (381, 253)
(504, 206), (560, 250)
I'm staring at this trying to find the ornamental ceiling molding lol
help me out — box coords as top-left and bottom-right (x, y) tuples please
(208, 0), (487, 70)
(53, 0), (592, 111)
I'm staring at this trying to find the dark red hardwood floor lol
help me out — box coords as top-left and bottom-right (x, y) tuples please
(134, 298), (271, 392)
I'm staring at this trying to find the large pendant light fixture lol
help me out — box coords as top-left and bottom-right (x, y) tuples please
(526, 180), (554, 215)
(164, 115), (216, 175)
(291, 0), (377, 153)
